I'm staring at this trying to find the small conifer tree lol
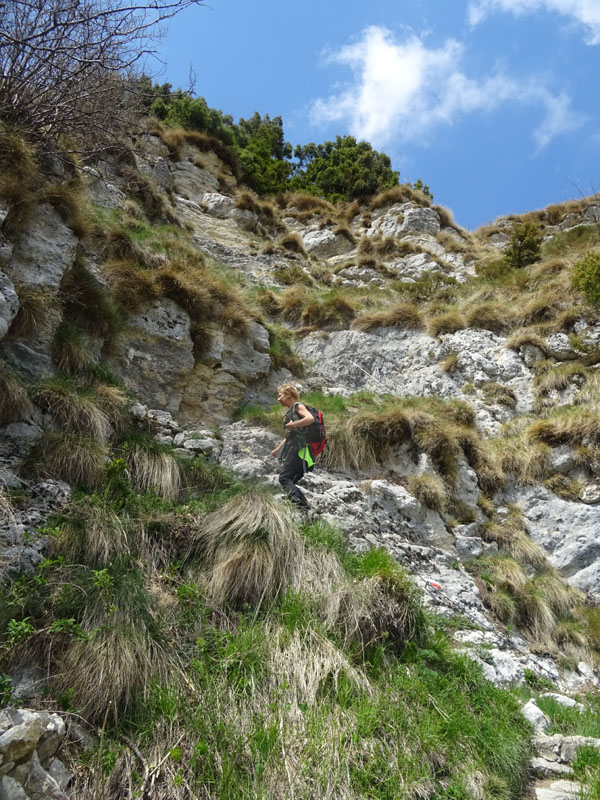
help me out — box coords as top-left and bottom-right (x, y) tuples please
(503, 221), (542, 269)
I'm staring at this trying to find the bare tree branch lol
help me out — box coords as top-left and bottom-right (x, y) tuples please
(0, 0), (204, 157)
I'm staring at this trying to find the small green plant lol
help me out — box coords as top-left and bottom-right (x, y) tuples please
(523, 668), (554, 692)
(48, 618), (88, 639)
(572, 251), (600, 306)
(5, 617), (36, 646)
(0, 673), (14, 705)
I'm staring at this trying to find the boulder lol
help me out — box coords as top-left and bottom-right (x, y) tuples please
(522, 699), (550, 732)
(0, 715), (41, 764)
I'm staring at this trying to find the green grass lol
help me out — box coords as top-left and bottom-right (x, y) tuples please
(1, 453), (533, 799)
(536, 694), (600, 738)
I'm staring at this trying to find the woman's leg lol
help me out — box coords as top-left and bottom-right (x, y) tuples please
(278, 449), (309, 507)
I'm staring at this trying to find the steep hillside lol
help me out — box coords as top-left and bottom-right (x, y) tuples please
(1, 121), (600, 800)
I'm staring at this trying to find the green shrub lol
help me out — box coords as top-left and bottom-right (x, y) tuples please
(572, 251), (600, 306)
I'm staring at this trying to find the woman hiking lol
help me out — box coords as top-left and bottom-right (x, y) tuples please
(270, 384), (316, 513)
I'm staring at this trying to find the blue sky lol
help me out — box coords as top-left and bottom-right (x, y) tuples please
(156, 0), (600, 230)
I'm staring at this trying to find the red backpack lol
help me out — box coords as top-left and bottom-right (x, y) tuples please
(293, 403), (327, 459)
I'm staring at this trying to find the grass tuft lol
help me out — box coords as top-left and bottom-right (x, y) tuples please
(407, 473), (448, 512)
(352, 302), (423, 332)
(427, 311), (466, 337)
(190, 492), (304, 609)
(278, 232), (306, 255)
(124, 442), (183, 501)
(22, 432), (107, 487)
(0, 363), (32, 424)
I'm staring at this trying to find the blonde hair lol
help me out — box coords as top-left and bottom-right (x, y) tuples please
(277, 383), (299, 401)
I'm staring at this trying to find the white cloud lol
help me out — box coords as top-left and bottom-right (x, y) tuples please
(467, 0), (600, 44)
(311, 26), (583, 151)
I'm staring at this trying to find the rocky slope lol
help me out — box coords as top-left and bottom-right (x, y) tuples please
(1, 122), (600, 799)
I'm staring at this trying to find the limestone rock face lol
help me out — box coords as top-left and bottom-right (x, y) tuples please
(400, 207), (441, 236)
(513, 486), (600, 593)
(0, 273), (18, 340)
(202, 192), (234, 218)
(1, 204), (76, 377)
(5, 205), (77, 289)
(179, 320), (271, 426)
(107, 298), (194, 415)
(173, 161), (220, 198)
(301, 229), (354, 258)
(295, 327), (533, 425)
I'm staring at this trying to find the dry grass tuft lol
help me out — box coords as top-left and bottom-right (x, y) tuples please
(509, 530), (548, 569)
(0, 363), (32, 424)
(408, 411), (461, 484)
(57, 500), (129, 565)
(161, 127), (240, 176)
(278, 232), (307, 255)
(57, 616), (171, 723)
(440, 352), (459, 373)
(374, 236), (398, 256)
(326, 573), (426, 653)
(464, 302), (513, 334)
(23, 432), (107, 486)
(38, 178), (90, 238)
(369, 184), (431, 210)
(517, 579), (557, 640)
(32, 378), (112, 441)
(51, 321), (97, 375)
(279, 192), (337, 216)
(357, 254), (377, 269)
(534, 361), (588, 397)
(456, 429), (505, 495)
(119, 164), (174, 222)
(408, 473), (448, 512)
(8, 285), (60, 338)
(103, 259), (159, 312)
(480, 382), (518, 409)
(190, 492), (304, 609)
(426, 311), (466, 337)
(506, 330), (548, 355)
(352, 302), (423, 332)
(105, 226), (154, 265)
(528, 412), (600, 447)
(301, 295), (356, 329)
(492, 434), (551, 485)
(272, 263), (313, 287)
(357, 237), (374, 254)
(61, 258), (123, 340)
(323, 408), (411, 473)
(332, 225), (355, 244)
(94, 384), (129, 433)
(125, 444), (182, 500)
(235, 190), (282, 230)
(0, 124), (41, 234)
(277, 286), (310, 323)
